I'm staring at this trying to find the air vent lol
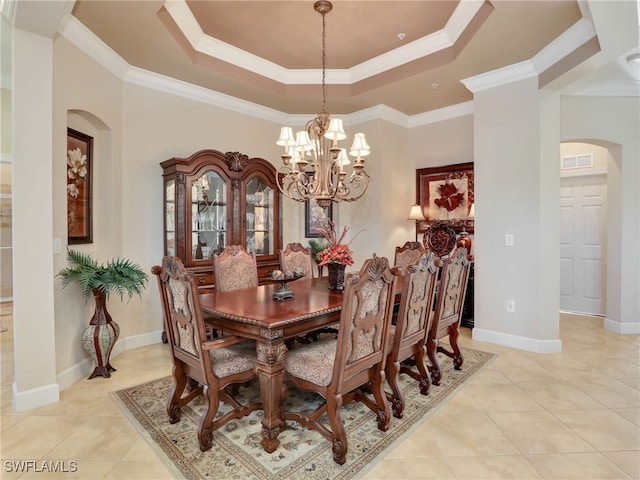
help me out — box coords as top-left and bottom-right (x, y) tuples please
(561, 154), (593, 170)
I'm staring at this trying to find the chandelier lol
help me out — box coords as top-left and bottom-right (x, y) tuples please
(275, 0), (370, 210)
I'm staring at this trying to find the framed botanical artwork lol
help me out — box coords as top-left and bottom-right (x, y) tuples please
(66, 128), (93, 244)
(305, 197), (333, 237)
(415, 162), (474, 234)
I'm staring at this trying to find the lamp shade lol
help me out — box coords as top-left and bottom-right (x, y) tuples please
(336, 148), (350, 166)
(324, 118), (346, 141)
(408, 204), (425, 220)
(276, 127), (295, 147)
(468, 203), (475, 219)
(349, 133), (370, 158)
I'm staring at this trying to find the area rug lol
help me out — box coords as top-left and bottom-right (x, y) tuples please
(113, 347), (495, 480)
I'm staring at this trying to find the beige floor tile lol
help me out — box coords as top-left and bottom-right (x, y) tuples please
(619, 376), (640, 391)
(488, 411), (595, 455)
(516, 380), (606, 411)
(603, 451), (640, 480)
(463, 383), (545, 413)
(31, 387), (123, 417)
(571, 378), (640, 408)
(384, 428), (445, 459)
(364, 456), (455, 479)
(526, 452), (632, 479)
(428, 411), (521, 456)
(447, 455), (543, 479)
(613, 408), (640, 427)
(119, 438), (161, 462)
(1, 416), (89, 459)
(577, 356), (640, 380)
(1, 411), (26, 432)
(104, 460), (175, 479)
(46, 416), (142, 461)
(553, 409), (640, 451)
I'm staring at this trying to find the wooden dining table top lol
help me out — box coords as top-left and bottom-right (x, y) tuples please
(198, 276), (345, 331)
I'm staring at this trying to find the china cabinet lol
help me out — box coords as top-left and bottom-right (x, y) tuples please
(161, 149), (282, 290)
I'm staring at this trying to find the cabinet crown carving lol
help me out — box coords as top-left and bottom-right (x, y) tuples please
(225, 152), (249, 172)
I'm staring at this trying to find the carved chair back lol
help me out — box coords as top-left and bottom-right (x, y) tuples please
(282, 255), (396, 465)
(427, 247), (471, 385)
(394, 241), (427, 294)
(386, 252), (439, 418)
(394, 241), (427, 269)
(279, 242), (314, 278)
(213, 245), (259, 291)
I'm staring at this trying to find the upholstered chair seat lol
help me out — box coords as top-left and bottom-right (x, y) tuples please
(208, 341), (257, 377)
(284, 339), (336, 386)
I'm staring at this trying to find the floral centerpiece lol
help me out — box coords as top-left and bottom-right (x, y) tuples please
(312, 220), (359, 290)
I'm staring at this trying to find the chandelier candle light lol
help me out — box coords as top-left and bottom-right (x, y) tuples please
(276, 0), (370, 210)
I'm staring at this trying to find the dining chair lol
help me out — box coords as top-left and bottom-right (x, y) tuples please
(213, 244), (259, 291)
(386, 252), (439, 418)
(426, 246), (472, 385)
(279, 242), (314, 278)
(393, 241), (427, 269)
(281, 255), (397, 465)
(393, 241), (428, 301)
(152, 256), (262, 452)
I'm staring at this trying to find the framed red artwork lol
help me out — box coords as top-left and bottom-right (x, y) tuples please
(67, 128), (93, 244)
(415, 162), (474, 234)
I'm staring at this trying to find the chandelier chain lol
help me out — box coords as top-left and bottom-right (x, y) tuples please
(321, 9), (327, 113)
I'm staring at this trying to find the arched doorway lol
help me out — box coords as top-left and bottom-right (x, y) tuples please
(559, 142), (609, 316)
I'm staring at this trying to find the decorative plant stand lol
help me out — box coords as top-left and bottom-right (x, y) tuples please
(81, 289), (120, 379)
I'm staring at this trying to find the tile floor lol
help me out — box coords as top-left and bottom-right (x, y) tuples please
(1, 308), (638, 479)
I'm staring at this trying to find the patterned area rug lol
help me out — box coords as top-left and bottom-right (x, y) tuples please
(113, 347), (495, 480)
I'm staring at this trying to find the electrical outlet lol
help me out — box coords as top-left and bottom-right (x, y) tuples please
(506, 299), (515, 312)
(505, 234), (514, 246)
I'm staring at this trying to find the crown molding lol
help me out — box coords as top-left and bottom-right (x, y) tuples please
(461, 61), (538, 93)
(408, 102), (474, 128)
(162, 0), (486, 86)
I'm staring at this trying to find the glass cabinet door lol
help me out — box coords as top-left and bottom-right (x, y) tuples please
(165, 179), (176, 256)
(191, 171), (227, 261)
(246, 177), (274, 256)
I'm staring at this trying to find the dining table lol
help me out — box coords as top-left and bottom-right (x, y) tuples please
(198, 276), (344, 453)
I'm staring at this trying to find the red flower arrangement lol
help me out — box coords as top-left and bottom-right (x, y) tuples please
(312, 220), (356, 267)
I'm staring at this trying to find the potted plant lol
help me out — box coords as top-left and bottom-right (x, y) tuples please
(57, 249), (149, 379)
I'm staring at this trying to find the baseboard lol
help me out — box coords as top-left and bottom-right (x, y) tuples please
(12, 381), (60, 413)
(472, 328), (562, 353)
(604, 317), (640, 334)
(55, 330), (164, 391)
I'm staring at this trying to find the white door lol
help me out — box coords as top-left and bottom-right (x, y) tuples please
(559, 175), (607, 315)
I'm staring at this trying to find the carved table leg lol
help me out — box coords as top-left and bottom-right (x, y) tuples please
(256, 340), (287, 453)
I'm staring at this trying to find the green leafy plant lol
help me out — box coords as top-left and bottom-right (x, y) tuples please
(308, 238), (329, 264)
(57, 249), (149, 300)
